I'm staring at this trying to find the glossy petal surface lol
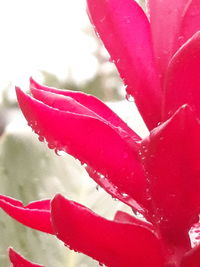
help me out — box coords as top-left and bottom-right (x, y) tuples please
(30, 78), (139, 140)
(9, 248), (45, 267)
(114, 210), (153, 231)
(86, 165), (145, 212)
(147, 0), (191, 76)
(87, 0), (161, 129)
(177, 0), (200, 51)
(141, 105), (200, 246)
(51, 194), (164, 267)
(0, 195), (53, 234)
(181, 245), (200, 267)
(16, 88), (147, 207)
(163, 32), (200, 121)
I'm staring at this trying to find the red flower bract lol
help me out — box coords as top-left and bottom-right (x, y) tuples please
(9, 247), (45, 267)
(1, 0), (200, 266)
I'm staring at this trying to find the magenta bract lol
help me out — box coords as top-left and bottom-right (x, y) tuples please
(9, 247), (45, 267)
(2, 0), (200, 266)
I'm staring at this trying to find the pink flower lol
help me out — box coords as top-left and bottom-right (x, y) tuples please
(9, 247), (45, 267)
(1, 0), (200, 266)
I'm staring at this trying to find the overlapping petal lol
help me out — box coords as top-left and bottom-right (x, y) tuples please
(0, 195), (53, 234)
(176, 0), (200, 51)
(30, 78), (139, 141)
(9, 247), (45, 267)
(141, 105), (200, 247)
(16, 87), (148, 208)
(147, 0), (192, 76)
(114, 210), (153, 231)
(181, 245), (200, 267)
(85, 165), (145, 212)
(51, 194), (164, 267)
(87, 0), (161, 129)
(163, 32), (200, 121)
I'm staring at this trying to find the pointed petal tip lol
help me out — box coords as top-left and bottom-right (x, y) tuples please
(51, 193), (63, 204)
(9, 247), (45, 267)
(29, 77), (42, 89)
(15, 86), (22, 95)
(51, 194), (66, 212)
(8, 246), (14, 255)
(15, 86), (26, 101)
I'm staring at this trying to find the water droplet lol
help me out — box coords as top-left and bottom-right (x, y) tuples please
(126, 94), (134, 102)
(96, 185), (100, 191)
(99, 173), (104, 179)
(48, 143), (55, 149)
(55, 149), (65, 156)
(38, 136), (44, 142)
(122, 192), (128, 198)
(82, 163), (87, 169)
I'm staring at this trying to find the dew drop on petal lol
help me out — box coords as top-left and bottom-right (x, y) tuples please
(126, 94), (134, 102)
(122, 192), (128, 198)
(96, 185), (100, 191)
(38, 136), (45, 142)
(99, 173), (104, 179)
(48, 143), (55, 149)
(82, 163), (87, 168)
(55, 149), (65, 156)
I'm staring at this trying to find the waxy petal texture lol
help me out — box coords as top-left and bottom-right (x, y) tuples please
(141, 105), (200, 247)
(114, 210), (153, 231)
(87, 0), (161, 129)
(12, 1), (200, 265)
(0, 195), (53, 234)
(176, 0), (200, 51)
(86, 165), (145, 212)
(30, 78), (139, 141)
(181, 245), (200, 267)
(51, 194), (164, 267)
(163, 32), (200, 121)
(9, 248), (45, 267)
(16, 88), (147, 207)
(147, 0), (192, 76)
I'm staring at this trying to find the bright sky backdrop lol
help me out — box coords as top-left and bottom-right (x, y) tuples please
(0, 0), (98, 91)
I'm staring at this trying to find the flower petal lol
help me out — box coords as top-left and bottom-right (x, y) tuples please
(30, 87), (138, 143)
(86, 165), (145, 212)
(87, 0), (161, 129)
(30, 78), (139, 140)
(181, 245), (200, 267)
(9, 247), (45, 267)
(0, 195), (53, 234)
(16, 88), (147, 208)
(141, 105), (200, 247)
(51, 194), (164, 267)
(114, 210), (153, 230)
(163, 32), (200, 121)
(177, 0), (200, 51)
(147, 0), (191, 76)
